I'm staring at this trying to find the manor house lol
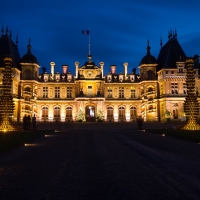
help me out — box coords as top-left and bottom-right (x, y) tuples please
(0, 28), (199, 122)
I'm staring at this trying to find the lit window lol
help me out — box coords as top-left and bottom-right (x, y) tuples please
(130, 106), (137, 119)
(118, 106), (125, 119)
(67, 87), (72, 98)
(107, 106), (113, 119)
(171, 83), (178, 94)
(43, 87), (48, 98)
(119, 87), (124, 98)
(55, 87), (60, 98)
(42, 106), (48, 117)
(66, 107), (72, 118)
(88, 86), (92, 96)
(107, 87), (112, 98)
(131, 89), (135, 98)
(54, 106), (60, 117)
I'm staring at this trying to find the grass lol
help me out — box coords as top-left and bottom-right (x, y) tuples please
(0, 130), (52, 154)
(146, 129), (200, 143)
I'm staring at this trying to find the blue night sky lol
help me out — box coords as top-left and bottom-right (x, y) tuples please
(1, 0), (200, 75)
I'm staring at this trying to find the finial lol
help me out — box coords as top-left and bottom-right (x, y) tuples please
(160, 36), (163, 49)
(168, 30), (172, 40)
(9, 29), (12, 38)
(1, 25), (4, 36)
(88, 54), (92, 63)
(174, 29), (177, 39)
(6, 25), (8, 35)
(16, 32), (19, 47)
(146, 40), (151, 55)
(27, 38), (32, 54)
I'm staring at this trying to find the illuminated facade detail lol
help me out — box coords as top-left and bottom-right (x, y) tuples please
(182, 58), (200, 130)
(0, 29), (200, 123)
(0, 57), (17, 131)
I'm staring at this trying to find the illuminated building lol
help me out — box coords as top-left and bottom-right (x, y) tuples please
(0, 28), (200, 122)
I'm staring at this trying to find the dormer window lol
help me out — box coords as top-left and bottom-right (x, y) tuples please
(107, 75), (111, 82)
(44, 74), (48, 82)
(178, 65), (184, 73)
(130, 75), (134, 82)
(119, 75), (123, 82)
(67, 74), (72, 82)
(56, 75), (60, 82)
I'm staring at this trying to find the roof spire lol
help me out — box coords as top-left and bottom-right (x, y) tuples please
(174, 29), (177, 39)
(173, 30), (175, 38)
(16, 32), (19, 47)
(6, 25), (8, 35)
(1, 25), (4, 36)
(168, 30), (172, 40)
(160, 36), (163, 50)
(27, 38), (32, 54)
(88, 54), (92, 63)
(9, 29), (12, 38)
(146, 40), (151, 55)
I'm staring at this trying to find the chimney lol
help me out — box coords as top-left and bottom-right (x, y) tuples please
(123, 62), (128, 77)
(62, 65), (68, 74)
(110, 65), (116, 74)
(75, 61), (79, 78)
(50, 62), (55, 77)
(99, 62), (104, 78)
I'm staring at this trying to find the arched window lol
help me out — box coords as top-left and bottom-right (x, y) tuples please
(66, 106), (72, 118)
(148, 87), (153, 92)
(54, 106), (60, 117)
(118, 106), (125, 119)
(25, 87), (31, 92)
(42, 106), (48, 117)
(130, 106), (137, 119)
(107, 106), (113, 119)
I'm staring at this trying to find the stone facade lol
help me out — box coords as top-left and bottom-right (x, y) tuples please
(0, 30), (200, 122)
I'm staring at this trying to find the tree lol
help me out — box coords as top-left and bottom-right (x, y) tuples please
(0, 57), (16, 131)
(76, 109), (86, 122)
(96, 109), (104, 121)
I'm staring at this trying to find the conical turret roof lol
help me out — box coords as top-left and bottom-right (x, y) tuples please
(0, 27), (21, 70)
(157, 31), (187, 71)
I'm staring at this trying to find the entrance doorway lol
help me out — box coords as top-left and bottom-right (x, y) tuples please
(85, 106), (95, 121)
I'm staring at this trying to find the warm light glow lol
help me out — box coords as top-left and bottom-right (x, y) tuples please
(162, 134), (165, 137)
(45, 135), (57, 137)
(24, 144), (37, 146)
(114, 112), (118, 120)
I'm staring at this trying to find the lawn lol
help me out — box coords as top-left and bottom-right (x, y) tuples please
(146, 129), (200, 143)
(0, 130), (51, 154)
